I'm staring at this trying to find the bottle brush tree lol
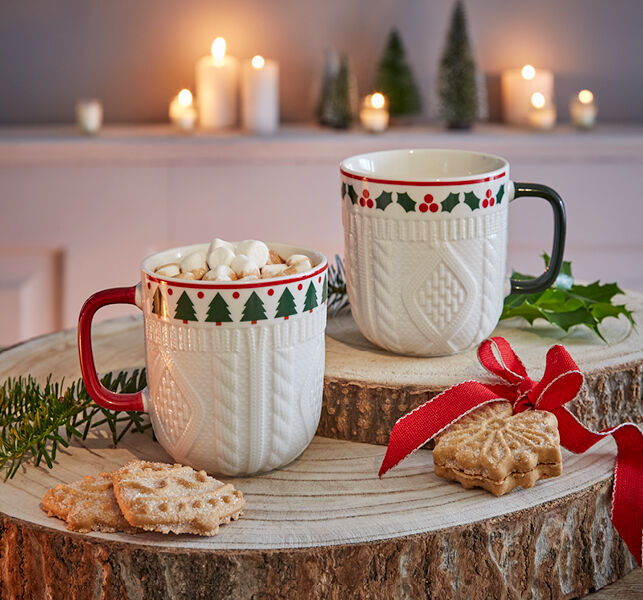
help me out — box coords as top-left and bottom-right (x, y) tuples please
(438, 0), (479, 129)
(319, 54), (357, 129)
(374, 29), (422, 119)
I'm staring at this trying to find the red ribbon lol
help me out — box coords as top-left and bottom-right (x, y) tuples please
(379, 337), (643, 566)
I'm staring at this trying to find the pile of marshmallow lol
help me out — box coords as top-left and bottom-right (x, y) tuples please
(154, 239), (314, 282)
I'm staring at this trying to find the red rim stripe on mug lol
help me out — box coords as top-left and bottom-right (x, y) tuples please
(340, 167), (506, 187)
(145, 262), (327, 290)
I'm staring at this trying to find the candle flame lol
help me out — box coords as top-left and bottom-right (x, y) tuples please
(531, 92), (546, 109)
(578, 89), (594, 104)
(252, 55), (265, 69)
(521, 64), (536, 80)
(211, 37), (226, 62)
(177, 89), (193, 107)
(371, 93), (385, 109)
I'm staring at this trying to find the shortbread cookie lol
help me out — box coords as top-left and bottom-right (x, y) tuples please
(112, 460), (245, 535)
(42, 472), (138, 533)
(433, 402), (562, 496)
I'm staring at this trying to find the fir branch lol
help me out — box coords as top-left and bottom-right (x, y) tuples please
(0, 369), (150, 479)
(327, 254), (349, 315)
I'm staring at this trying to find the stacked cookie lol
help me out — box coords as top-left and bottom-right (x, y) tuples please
(42, 460), (245, 535)
(155, 238), (314, 282)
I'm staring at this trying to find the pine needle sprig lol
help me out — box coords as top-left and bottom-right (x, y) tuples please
(0, 369), (150, 479)
(327, 255), (349, 315)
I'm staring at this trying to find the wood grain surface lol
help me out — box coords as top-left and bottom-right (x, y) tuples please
(0, 305), (641, 599)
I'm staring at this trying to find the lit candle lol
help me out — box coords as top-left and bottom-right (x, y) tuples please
(241, 55), (279, 134)
(169, 88), (197, 132)
(75, 99), (103, 135)
(501, 65), (554, 125)
(359, 92), (389, 133)
(570, 89), (597, 129)
(195, 37), (239, 130)
(528, 92), (556, 130)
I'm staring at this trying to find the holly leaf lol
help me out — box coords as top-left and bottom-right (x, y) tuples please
(341, 182), (347, 199)
(496, 184), (505, 205)
(375, 191), (393, 210)
(464, 191), (480, 211)
(501, 255), (636, 342)
(441, 192), (460, 213)
(397, 192), (416, 213)
(346, 184), (358, 205)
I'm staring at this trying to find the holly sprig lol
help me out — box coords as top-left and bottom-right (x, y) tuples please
(501, 254), (635, 341)
(327, 254), (636, 340)
(0, 369), (150, 479)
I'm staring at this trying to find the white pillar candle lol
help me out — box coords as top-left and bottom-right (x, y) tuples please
(75, 99), (103, 135)
(359, 92), (389, 133)
(169, 88), (197, 132)
(570, 89), (597, 129)
(241, 55), (279, 134)
(501, 65), (554, 126)
(195, 37), (239, 130)
(528, 92), (556, 130)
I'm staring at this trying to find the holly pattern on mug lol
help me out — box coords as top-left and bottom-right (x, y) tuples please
(343, 182), (506, 214)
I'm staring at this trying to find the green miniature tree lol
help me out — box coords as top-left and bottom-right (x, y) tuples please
(241, 291), (267, 322)
(275, 287), (297, 319)
(205, 293), (232, 324)
(151, 286), (168, 318)
(374, 30), (422, 119)
(320, 54), (357, 129)
(438, 0), (478, 129)
(303, 282), (318, 312)
(174, 291), (197, 322)
(316, 48), (339, 123)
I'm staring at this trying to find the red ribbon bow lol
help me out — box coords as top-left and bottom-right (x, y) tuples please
(379, 337), (643, 566)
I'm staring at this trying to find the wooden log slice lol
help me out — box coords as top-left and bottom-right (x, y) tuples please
(0, 319), (639, 599)
(321, 291), (643, 445)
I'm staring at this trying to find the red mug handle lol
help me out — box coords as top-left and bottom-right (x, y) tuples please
(78, 284), (146, 412)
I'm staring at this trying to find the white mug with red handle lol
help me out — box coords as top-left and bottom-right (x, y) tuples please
(78, 242), (328, 476)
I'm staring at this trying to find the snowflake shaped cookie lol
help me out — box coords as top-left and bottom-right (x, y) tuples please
(433, 401), (562, 496)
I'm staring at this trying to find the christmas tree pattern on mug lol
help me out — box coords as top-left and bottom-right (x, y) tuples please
(205, 293), (232, 325)
(151, 286), (169, 319)
(343, 183), (505, 214)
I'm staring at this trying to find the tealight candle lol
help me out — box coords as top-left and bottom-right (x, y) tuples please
(570, 89), (597, 129)
(169, 88), (197, 132)
(501, 65), (554, 126)
(75, 99), (103, 135)
(528, 92), (556, 130)
(195, 37), (239, 130)
(241, 55), (279, 134)
(359, 92), (389, 133)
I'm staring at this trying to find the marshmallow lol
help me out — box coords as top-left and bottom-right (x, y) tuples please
(283, 259), (313, 275)
(230, 254), (260, 278)
(208, 238), (236, 254)
(156, 263), (180, 277)
(238, 274), (259, 281)
(180, 251), (207, 273)
(261, 263), (288, 278)
(236, 240), (269, 268)
(207, 246), (235, 269)
(286, 254), (310, 267)
(203, 265), (237, 281)
(267, 249), (285, 265)
(176, 271), (196, 280)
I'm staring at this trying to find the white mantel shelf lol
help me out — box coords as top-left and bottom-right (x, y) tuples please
(0, 123), (641, 166)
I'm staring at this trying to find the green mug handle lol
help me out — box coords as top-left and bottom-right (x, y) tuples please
(510, 182), (566, 294)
